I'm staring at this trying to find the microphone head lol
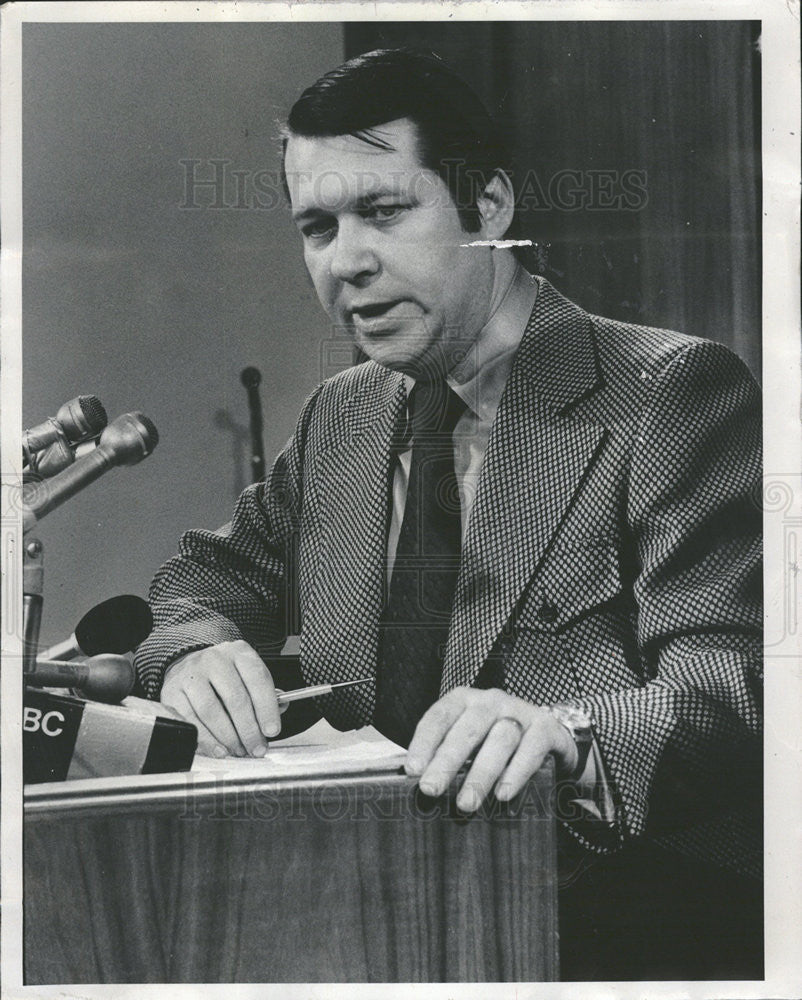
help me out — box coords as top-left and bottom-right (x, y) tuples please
(75, 654), (135, 703)
(24, 395), (107, 455)
(75, 595), (153, 656)
(57, 395), (108, 441)
(97, 412), (159, 466)
(240, 367), (262, 389)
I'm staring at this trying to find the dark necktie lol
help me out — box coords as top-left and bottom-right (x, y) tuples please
(373, 378), (466, 747)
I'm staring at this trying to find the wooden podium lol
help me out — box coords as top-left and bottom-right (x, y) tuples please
(24, 733), (558, 983)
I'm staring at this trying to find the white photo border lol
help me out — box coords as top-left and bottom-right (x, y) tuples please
(1, 2), (799, 998)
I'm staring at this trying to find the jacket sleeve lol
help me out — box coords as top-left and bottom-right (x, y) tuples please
(134, 384), (324, 698)
(569, 340), (762, 854)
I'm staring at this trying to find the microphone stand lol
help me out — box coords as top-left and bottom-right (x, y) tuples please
(23, 534), (44, 676)
(240, 367), (265, 483)
(20, 410), (158, 677)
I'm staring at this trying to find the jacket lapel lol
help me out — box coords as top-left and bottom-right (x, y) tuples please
(443, 280), (607, 692)
(300, 366), (405, 729)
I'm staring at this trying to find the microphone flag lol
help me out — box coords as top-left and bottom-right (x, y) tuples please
(23, 688), (197, 784)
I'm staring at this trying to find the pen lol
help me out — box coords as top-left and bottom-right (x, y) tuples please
(275, 677), (371, 705)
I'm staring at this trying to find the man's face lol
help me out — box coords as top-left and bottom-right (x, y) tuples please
(284, 118), (496, 376)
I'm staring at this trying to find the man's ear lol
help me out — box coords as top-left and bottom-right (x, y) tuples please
(476, 169), (516, 241)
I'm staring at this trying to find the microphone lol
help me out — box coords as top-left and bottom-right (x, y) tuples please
(240, 366), (265, 482)
(26, 654), (135, 704)
(22, 411), (159, 533)
(23, 395), (107, 456)
(39, 595), (153, 662)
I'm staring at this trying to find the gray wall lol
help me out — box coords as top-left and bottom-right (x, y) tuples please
(22, 24), (345, 645)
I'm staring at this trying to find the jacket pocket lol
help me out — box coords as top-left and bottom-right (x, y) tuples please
(516, 537), (624, 634)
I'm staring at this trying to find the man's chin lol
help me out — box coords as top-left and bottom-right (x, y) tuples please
(355, 338), (431, 376)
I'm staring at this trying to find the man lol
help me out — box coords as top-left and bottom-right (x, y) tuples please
(135, 49), (762, 979)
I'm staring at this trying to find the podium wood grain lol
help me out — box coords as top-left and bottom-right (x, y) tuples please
(24, 764), (557, 982)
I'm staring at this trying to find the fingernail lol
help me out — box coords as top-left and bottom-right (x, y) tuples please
(212, 745), (226, 759)
(419, 769), (448, 796)
(251, 745), (267, 758)
(457, 787), (481, 812)
(263, 724), (280, 738)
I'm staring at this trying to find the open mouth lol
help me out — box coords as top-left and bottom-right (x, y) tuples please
(351, 300), (403, 321)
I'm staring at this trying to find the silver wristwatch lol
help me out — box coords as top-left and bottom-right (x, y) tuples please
(548, 703), (593, 779)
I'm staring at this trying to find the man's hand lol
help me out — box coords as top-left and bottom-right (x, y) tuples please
(160, 640), (282, 758)
(404, 687), (579, 812)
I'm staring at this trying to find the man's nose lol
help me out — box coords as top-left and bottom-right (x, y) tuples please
(329, 220), (380, 283)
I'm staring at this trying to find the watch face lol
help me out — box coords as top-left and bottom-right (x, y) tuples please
(551, 704), (593, 742)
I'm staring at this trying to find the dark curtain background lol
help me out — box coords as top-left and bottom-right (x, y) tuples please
(345, 22), (761, 377)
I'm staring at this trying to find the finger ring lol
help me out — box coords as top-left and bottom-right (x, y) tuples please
(496, 716), (525, 738)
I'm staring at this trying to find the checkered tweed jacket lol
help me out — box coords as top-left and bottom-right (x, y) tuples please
(135, 278), (762, 874)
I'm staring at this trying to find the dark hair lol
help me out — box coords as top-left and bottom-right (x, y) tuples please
(281, 47), (516, 235)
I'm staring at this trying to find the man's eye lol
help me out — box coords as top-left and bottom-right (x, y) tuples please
(364, 204), (407, 223)
(302, 219), (336, 241)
